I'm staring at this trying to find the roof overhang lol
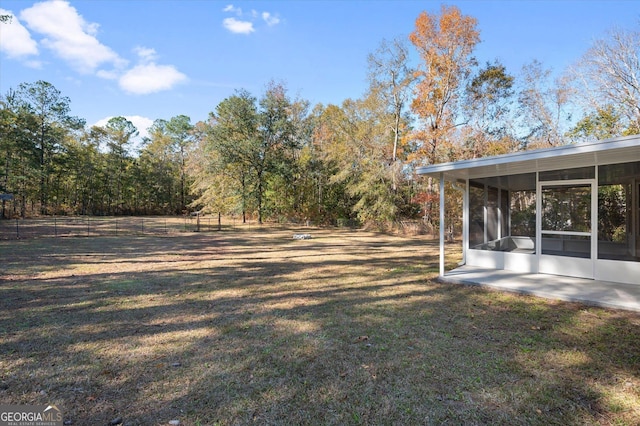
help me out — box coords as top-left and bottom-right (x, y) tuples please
(416, 135), (640, 181)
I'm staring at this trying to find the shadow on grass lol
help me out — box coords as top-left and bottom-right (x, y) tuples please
(0, 229), (638, 425)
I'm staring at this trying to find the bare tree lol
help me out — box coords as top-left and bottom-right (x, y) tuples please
(517, 60), (575, 149)
(571, 26), (640, 134)
(367, 37), (414, 163)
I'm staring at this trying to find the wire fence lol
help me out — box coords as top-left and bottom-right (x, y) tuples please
(0, 216), (435, 241)
(0, 215), (254, 240)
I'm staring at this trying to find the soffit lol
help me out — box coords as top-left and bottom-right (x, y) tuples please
(417, 136), (640, 181)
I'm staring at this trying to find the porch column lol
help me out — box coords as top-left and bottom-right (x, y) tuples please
(463, 179), (468, 264)
(439, 173), (445, 277)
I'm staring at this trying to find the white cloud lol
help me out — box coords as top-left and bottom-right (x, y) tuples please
(222, 17), (254, 34)
(133, 46), (158, 63)
(0, 9), (39, 58)
(24, 59), (44, 69)
(117, 47), (187, 95)
(3, 1), (185, 96)
(96, 69), (119, 80)
(19, 0), (124, 74)
(119, 63), (187, 95)
(223, 4), (242, 15)
(221, 5), (280, 34)
(262, 12), (280, 26)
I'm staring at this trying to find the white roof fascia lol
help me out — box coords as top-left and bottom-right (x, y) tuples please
(416, 135), (640, 181)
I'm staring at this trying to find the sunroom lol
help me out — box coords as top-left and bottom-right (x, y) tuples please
(417, 135), (640, 286)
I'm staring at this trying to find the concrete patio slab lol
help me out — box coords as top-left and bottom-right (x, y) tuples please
(440, 265), (640, 312)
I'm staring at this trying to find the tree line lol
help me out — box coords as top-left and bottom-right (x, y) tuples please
(1, 5), (638, 229)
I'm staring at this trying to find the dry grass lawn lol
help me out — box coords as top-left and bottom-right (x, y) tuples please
(1, 227), (639, 425)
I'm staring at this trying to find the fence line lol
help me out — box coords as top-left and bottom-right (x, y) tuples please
(0, 216), (253, 240)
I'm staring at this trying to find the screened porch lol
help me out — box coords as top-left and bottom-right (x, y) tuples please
(418, 135), (640, 286)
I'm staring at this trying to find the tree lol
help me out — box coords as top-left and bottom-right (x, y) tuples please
(316, 96), (414, 228)
(69, 128), (104, 215)
(194, 83), (301, 224)
(463, 61), (517, 158)
(53, 132), (100, 215)
(189, 120), (241, 224)
(102, 117), (137, 214)
(517, 60), (574, 149)
(567, 105), (626, 142)
(165, 115), (195, 212)
(572, 26), (640, 134)
(284, 97), (313, 219)
(140, 116), (195, 213)
(368, 37), (414, 165)
(257, 81), (299, 223)
(303, 103), (355, 224)
(0, 92), (30, 217)
(204, 89), (259, 223)
(409, 4), (480, 165)
(12, 81), (84, 214)
(408, 6), (479, 232)
(139, 119), (179, 213)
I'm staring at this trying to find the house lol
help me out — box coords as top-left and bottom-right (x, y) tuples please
(417, 135), (640, 286)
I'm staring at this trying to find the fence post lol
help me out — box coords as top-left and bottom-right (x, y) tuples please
(15, 218), (19, 239)
(141, 217), (144, 234)
(87, 216), (90, 237)
(54, 216), (57, 238)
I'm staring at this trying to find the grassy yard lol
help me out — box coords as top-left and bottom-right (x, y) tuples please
(0, 228), (639, 425)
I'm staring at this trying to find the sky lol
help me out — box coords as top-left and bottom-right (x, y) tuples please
(0, 0), (638, 140)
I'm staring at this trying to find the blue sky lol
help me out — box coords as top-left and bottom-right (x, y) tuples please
(1, 0), (638, 139)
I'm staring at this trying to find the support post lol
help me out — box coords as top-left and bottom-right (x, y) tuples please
(463, 179), (469, 265)
(439, 173), (445, 277)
